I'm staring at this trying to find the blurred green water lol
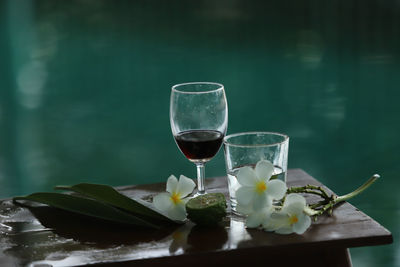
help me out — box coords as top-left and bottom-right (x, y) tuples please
(0, 0), (398, 266)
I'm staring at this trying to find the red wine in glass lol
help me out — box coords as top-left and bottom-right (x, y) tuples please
(174, 130), (224, 162)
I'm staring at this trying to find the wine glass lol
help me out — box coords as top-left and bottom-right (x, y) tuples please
(170, 82), (228, 195)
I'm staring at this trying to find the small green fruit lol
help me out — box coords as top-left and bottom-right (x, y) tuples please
(186, 193), (227, 226)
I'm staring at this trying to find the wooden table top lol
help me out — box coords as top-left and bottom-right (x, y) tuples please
(0, 169), (392, 266)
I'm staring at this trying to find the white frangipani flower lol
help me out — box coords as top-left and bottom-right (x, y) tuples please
(263, 193), (311, 235)
(236, 203), (273, 228)
(235, 160), (287, 211)
(153, 175), (196, 221)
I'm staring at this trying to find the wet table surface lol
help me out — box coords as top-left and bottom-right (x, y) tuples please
(0, 169), (393, 267)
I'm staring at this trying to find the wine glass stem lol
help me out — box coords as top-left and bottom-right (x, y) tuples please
(196, 163), (206, 194)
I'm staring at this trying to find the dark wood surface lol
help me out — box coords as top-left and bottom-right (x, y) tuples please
(0, 169), (392, 266)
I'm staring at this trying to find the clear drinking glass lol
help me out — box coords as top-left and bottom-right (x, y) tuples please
(223, 132), (289, 213)
(170, 82), (228, 195)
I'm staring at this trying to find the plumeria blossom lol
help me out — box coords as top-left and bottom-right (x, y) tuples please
(263, 193), (311, 235)
(235, 160), (287, 211)
(236, 203), (273, 228)
(153, 175), (196, 221)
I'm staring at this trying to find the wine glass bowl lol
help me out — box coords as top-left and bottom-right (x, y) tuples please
(170, 82), (228, 195)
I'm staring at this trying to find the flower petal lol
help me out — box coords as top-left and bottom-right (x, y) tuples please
(270, 211), (290, 220)
(269, 211), (290, 228)
(285, 203), (306, 215)
(246, 211), (267, 228)
(263, 223), (276, 232)
(166, 175), (179, 194)
(266, 180), (287, 200)
(292, 213), (311, 235)
(262, 211), (279, 231)
(255, 160), (274, 180)
(236, 203), (254, 215)
(275, 226), (294, 235)
(167, 202), (187, 221)
(236, 186), (255, 206)
(237, 166), (257, 186)
(176, 175), (196, 198)
(268, 212), (292, 234)
(263, 216), (281, 232)
(153, 193), (173, 212)
(284, 194), (306, 214)
(252, 192), (270, 211)
(285, 193), (306, 207)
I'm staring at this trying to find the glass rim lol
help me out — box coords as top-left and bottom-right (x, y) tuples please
(223, 131), (289, 148)
(171, 82), (224, 94)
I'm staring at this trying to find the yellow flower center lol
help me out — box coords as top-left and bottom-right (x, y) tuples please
(255, 181), (267, 194)
(289, 215), (298, 225)
(170, 192), (182, 205)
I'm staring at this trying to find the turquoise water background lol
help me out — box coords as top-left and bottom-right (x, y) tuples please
(0, 1), (399, 266)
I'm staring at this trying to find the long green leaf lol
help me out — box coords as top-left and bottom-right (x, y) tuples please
(13, 193), (160, 229)
(54, 183), (178, 224)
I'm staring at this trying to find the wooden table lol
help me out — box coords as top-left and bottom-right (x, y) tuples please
(0, 169), (392, 266)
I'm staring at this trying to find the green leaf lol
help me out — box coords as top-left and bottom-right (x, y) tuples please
(13, 193), (160, 229)
(54, 183), (177, 224)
